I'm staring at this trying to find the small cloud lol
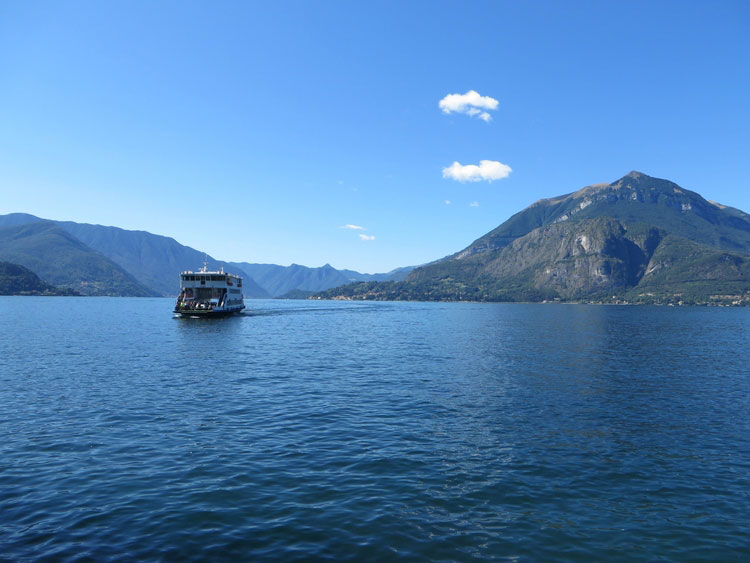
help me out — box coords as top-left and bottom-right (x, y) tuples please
(469, 201), (480, 207)
(442, 160), (512, 183)
(445, 199), (451, 205)
(439, 90), (498, 121)
(341, 224), (366, 230)
(359, 234), (375, 241)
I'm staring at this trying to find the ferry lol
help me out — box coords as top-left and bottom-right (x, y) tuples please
(174, 264), (245, 317)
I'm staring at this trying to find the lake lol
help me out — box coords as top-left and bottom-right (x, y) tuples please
(1, 297), (749, 560)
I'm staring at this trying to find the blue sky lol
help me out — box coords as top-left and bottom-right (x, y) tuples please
(1, 1), (748, 273)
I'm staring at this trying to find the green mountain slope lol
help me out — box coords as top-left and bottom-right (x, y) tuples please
(0, 214), (269, 298)
(0, 222), (157, 296)
(317, 172), (750, 305)
(57, 221), (269, 298)
(0, 261), (78, 295)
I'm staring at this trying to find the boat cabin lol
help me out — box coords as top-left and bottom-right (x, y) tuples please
(175, 265), (245, 314)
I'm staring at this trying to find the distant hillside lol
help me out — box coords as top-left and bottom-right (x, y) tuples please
(0, 261), (79, 296)
(317, 171), (750, 305)
(0, 222), (156, 296)
(57, 220), (270, 298)
(230, 262), (416, 297)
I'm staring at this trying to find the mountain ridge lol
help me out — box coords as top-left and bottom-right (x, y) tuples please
(0, 213), (413, 298)
(230, 262), (415, 297)
(0, 222), (157, 296)
(450, 171), (750, 263)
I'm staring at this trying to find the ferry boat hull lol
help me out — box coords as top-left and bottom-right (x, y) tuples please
(174, 265), (246, 318)
(173, 307), (244, 318)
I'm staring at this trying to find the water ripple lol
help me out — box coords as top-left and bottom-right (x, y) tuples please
(1, 298), (749, 560)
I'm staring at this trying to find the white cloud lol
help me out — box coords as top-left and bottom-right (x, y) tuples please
(445, 199), (451, 205)
(469, 201), (480, 207)
(341, 224), (365, 230)
(439, 90), (498, 121)
(442, 160), (512, 183)
(359, 234), (375, 241)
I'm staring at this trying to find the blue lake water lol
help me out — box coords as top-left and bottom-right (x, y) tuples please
(1, 297), (749, 560)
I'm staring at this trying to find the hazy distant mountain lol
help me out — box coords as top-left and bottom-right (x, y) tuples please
(228, 263), (350, 297)
(0, 214), (269, 298)
(0, 222), (156, 296)
(318, 171), (750, 305)
(230, 262), (417, 297)
(55, 220), (270, 298)
(339, 266), (416, 283)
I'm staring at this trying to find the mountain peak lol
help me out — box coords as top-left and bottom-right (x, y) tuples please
(610, 170), (681, 193)
(624, 170), (647, 179)
(613, 170), (659, 187)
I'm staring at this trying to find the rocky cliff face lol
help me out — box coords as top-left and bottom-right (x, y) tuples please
(447, 171), (750, 263)
(486, 218), (649, 296)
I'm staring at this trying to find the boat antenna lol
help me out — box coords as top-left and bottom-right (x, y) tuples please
(202, 253), (208, 272)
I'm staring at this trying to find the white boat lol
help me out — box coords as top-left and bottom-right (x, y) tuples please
(174, 263), (245, 317)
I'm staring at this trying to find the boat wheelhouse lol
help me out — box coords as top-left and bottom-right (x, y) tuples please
(174, 264), (245, 317)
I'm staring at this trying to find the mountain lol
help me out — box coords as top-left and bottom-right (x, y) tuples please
(317, 172), (750, 305)
(0, 214), (270, 298)
(0, 213), (411, 298)
(229, 262), (416, 297)
(0, 261), (79, 295)
(55, 220), (269, 298)
(452, 170), (750, 260)
(0, 222), (156, 296)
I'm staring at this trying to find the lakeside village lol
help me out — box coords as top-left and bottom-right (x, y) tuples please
(312, 291), (750, 307)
